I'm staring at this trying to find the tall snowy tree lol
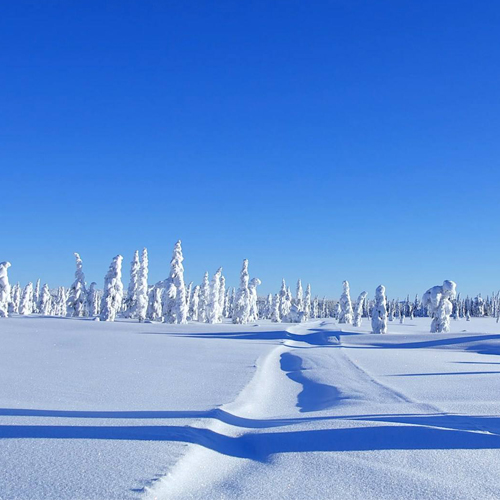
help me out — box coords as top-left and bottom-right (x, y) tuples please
(218, 274), (226, 322)
(67, 253), (87, 317)
(147, 286), (162, 322)
(207, 267), (223, 324)
(353, 291), (367, 327)
(33, 279), (41, 314)
(278, 279), (289, 320)
(189, 285), (200, 321)
(185, 281), (193, 315)
(57, 287), (67, 316)
(265, 293), (273, 319)
(339, 280), (353, 324)
(124, 250), (140, 318)
(233, 259), (251, 324)
(40, 284), (52, 316)
(100, 255), (124, 322)
(303, 284), (312, 320)
(271, 294), (281, 322)
(312, 296), (319, 319)
(163, 240), (188, 324)
(19, 282), (34, 316)
(372, 285), (388, 334)
(8, 282), (21, 315)
(87, 282), (100, 317)
(136, 248), (149, 322)
(198, 272), (210, 323)
(0, 262), (11, 318)
(295, 279), (303, 310)
(248, 277), (262, 322)
(223, 288), (232, 319)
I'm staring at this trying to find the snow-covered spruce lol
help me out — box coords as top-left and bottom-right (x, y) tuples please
(422, 280), (457, 333)
(207, 267), (223, 324)
(8, 282), (21, 315)
(0, 262), (11, 318)
(371, 285), (388, 334)
(166, 240), (188, 324)
(147, 286), (162, 322)
(339, 280), (353, 324)
(271, 294), (281, 322)
(218, 274), (226, 322)
(124, 250), (140, 318)
(40, 284), (52, 316)
(248, 277), (262, 322)
(185, 281), (193, 317)
(295, 279), (303, 311)
(353, 291), (367, 327)
(33, 279), (40, 314)
(100, 255), (124, 322)
(19, 282), (34, 316)
(304, 284), (312, 320)
(223, 288), (232, 319)
(87, 282), (100, 317)
(189, 285), (200, 321)
(67, 253), (87, 317)
(198, 272), (210, 323)
(136, 248), (149, 322)
(232, 259), (251, 324)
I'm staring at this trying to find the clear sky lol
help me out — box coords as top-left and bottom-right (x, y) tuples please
(2, 1), (500, 300)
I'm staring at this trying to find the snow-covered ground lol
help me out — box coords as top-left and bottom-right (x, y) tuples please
(1, 316), (500, 499)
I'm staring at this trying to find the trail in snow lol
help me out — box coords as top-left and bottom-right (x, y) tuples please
(145, 319), (500, 500)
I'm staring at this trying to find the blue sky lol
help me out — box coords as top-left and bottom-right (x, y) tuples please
(1, 1), (499, 300)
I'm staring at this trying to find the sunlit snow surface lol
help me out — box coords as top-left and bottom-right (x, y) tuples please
(1, 316), (500, 499)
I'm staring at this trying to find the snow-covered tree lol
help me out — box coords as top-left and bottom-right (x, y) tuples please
(198, 272), (210, 323)
(353, 291), (367, 327)
(19, 282), (34, 316)
(295, 279), (303, 310)
(162, 282), (177, 322)
(40, 283), (52, 316)
(8, 282), (21, 315)
(0, 262), (11, 318)
(136, 248), (149, 322)
(124, 250), (140, 318)
(371, 285), (388, 334)
(185, 281), (193, 314)
(87, 282), (100, 317)
(67, 253), (87, 317)
(271, 294), (281, 322)
(166, 240), (188, 324)
(100, 255), (124, 322)
(218, 274), (226, 322)
(147, 286), (162, 321)
(33, 279), (41, 314)
(265, 293), (273, 319)
(189, 285), (200, 321)
(422, 280), (457, 333)
(223, 288), (232, 319)
(339, 280), (353, 324)
(233, 259), (251, 324)
(207, 267), (223, 324)
(303, 284), (312, 320)
(248, 277), (262, 322)
(55, 287), (67, 316)
(278, 279), (288, 319)
(312, 296), (319, 319)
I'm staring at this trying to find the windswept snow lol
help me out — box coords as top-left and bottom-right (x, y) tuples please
(1, 317), (500, 499)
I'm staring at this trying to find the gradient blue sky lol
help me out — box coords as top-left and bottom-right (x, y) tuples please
(2, 1), (499, 299)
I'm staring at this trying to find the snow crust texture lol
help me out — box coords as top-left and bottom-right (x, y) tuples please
(1, 317), (500, 500)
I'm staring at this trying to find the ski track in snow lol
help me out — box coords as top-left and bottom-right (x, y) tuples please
(144, 320), (500, 500)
